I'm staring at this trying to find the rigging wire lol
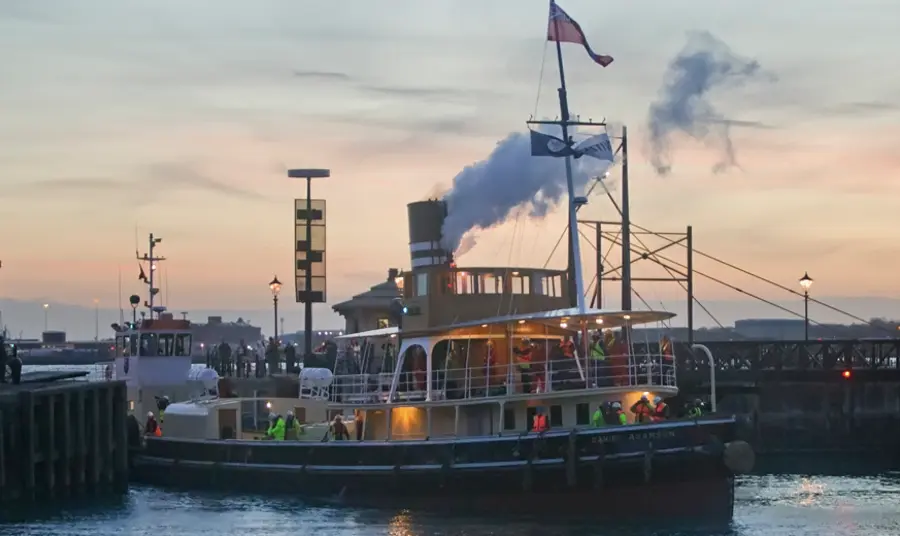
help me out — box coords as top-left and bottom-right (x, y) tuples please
(597, 230), (829, 327)
(533, 42), (549, 120)
(628, 222), (881, 329)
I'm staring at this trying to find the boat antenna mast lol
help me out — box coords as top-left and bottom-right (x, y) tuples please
(527, 0), (612, 313)
(136, 233), (166, 319)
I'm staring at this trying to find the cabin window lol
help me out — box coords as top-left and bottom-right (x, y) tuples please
(478, 274), (501, 294)
(415, 272), (428, 296)
(542, 275), (562, 298)
(549, 405), (563, 427)
(576, 403), (590, 425)
(157, 334), (176, 356)
(176, 334), (192, 356)
(140, 333), (158, 356)
(376, 318), (390, 329)
(503, 408), (516, 430)
(512, 274), (530, 295)
(455, 271), (474, 294)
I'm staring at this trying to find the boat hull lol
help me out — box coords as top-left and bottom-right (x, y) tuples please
(131, 417), (742, 521)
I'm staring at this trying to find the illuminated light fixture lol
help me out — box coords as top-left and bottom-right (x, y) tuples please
(518, 320), (526, 324)
(481, 324), (488, 328)
(511, 271), (520, 276)
(623, 314), (631, 320)
(559, 322), (568, 329)
(265, 401), (273, 409)
(842, 370), (852, 379)
(642, 391), (650, 397)
(595, 318), (603, 324)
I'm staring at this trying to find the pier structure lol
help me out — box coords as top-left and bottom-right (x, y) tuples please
(0, 374), (129, 505)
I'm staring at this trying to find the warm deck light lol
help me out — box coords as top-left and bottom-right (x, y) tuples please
(595, 318), (603, 324)
(623, 314), (631, 320)
(518, 320), (526, 324)
(265, 401), (272, 409)
(559, 322), (568, 328)
(481, 324), (488, 328)
(511, 271), (520, 276)
(842, 370), (852, 379)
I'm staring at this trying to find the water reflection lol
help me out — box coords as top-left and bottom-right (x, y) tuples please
(1, 476), (899, 536)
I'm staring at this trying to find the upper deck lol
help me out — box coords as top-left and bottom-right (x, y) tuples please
(328, 308), (678, 408)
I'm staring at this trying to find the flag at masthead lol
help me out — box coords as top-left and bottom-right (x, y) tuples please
(548, 1), (613, 67)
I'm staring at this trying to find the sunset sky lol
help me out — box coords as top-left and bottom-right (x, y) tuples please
(1, 0), (898, 339)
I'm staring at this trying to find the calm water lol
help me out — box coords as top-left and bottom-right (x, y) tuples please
(1, 475), (899, 535)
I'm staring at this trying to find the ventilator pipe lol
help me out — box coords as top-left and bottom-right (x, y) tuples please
(691, 343), (716, 413)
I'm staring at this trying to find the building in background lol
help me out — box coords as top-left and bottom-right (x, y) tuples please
(332, 269), (402, 333)
(191, 316), (263, 349)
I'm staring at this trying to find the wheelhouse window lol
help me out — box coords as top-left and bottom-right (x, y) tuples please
(479, 273), (502, 294)
(376, 317), (390, 329)
(175, 334), (192, 356)
(541, 275), (563, 297)
(415, 272), (428, 296)
(455, 271), (474, 294)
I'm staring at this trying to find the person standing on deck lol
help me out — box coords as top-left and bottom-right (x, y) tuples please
(588, 332), (607, 387)
(284, 411), (300, 440)
(266, 412), (285, 440)
(651, 396), (670, 422)
(610, 401), (628, 425)
(145, 412), (161, 437)
(630, 394), (654, 424)
(513, 338), (534, 394)
(591, 403), (608, 427)
(532, 407), (549, 432)
(331, 415), (350, 441)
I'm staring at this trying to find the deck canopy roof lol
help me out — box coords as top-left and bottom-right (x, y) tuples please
(335, 307), (674, 340)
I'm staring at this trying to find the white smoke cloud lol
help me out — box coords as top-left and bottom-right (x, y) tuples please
(440, 126), (610, 256)
(647, 31), (769, 175)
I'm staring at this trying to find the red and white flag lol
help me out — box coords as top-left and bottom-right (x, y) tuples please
(547, 1), (614, 67)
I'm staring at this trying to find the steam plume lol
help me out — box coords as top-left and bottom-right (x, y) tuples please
(647, 31), (765, 175)
(440, 127), (609, 255)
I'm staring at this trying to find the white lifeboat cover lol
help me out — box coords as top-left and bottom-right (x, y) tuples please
(163, 402), (211, 418)
(300, 367), (334, 389)
(187, 367), (220, 391)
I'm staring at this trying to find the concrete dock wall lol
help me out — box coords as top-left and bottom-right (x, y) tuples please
(0, 380), (129, 505)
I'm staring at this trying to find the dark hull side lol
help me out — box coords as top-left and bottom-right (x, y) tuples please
(132, 417), (740, 521)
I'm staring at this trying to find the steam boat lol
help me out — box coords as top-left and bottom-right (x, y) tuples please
(122, 1), (753, 522)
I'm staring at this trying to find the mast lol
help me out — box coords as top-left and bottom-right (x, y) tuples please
(620, 126), (632, 310)
(552, 13), (587, 313)
(137, 233), (165, 319)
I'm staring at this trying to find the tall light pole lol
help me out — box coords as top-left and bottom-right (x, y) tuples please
(93, 298), (100, 341)
(288, 168), (330, 360)
(42, 303), (49, 333)
(799, 272), (813, 341)
(269, 276), (282, 342)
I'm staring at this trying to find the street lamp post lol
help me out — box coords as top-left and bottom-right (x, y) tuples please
(93, 298), (100, 341)
(269, 276), (282, 341)
(42, 303), (49, 333)
(799, 272), (813, 341)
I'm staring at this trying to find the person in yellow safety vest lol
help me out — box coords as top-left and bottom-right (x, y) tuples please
(513, 339), (534, 393)
(630, 394), (654, 424)
(266, 412), (285, 440)
(588, 332), (607, 387)
(156, 395), (170, 425)
(611, 401), (628, 425)
(651, 396), (670, 422)
(591, 403), (608, 427)
(687, 398), (703, 418)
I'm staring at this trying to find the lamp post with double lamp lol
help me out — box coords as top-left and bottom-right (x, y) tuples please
(269, 276), (282, 342)
(287, 168), (330, 360)
(799, 272), (813, 341)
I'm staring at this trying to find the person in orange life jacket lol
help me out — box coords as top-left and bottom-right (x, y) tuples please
(145, 411), (162, 437)
(532, 407), (549, 433)
(630, 394), (654, 424)
(651, 396), (670, 422)
(513, 338), (534, 394)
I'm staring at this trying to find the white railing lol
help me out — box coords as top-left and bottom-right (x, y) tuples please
(329, 353), (676, 405)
